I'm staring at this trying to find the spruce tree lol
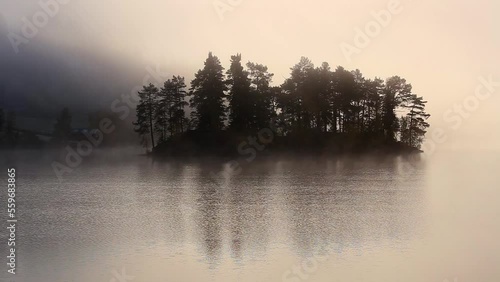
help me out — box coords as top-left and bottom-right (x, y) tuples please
(227, 54), (252, 131)
(189, 52), (227, 131)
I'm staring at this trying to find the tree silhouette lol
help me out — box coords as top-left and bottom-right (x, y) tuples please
(189, 52), (227, 131)
(134, 83), (159, 148)
(315, 62), (333, 133)
(362, 77), (385, 136)
(169, 76), (189, 134)
(157, 76), (188, 141)
(333, 66), (357, 133)
(227, 54), (252, 131)
(382, 76), (413, 142)
(132, 53), (431, 153)
(247, 61), (275, 129)
(281, 57), (315, 132)
(400, 95), (430, 148)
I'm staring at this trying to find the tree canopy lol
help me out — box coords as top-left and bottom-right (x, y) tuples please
(133, 52), (430, 153)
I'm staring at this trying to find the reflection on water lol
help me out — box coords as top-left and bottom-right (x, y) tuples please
(0, 149), (499, 281)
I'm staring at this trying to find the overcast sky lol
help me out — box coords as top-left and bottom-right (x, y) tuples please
(0, 0), (499, 149)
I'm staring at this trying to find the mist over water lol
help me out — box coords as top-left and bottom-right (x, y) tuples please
(0, 149), (498, 282)
(1, 0), (499, 281)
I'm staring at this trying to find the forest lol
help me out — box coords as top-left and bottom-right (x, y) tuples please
(0, 52), (430, 155)
(133, 52), (430, 156)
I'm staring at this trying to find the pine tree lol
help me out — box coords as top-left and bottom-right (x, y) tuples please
(227, 54), (252, 131)
(155, 82), (171, 142)
(170, 76), (188, 134)
(281, 57), (315, 131)
(332, 66), (357, 133)
(157, 76), (188, 140)
(315, 62), (333, 133)
(189, 52), (228, 131)
(362, 78), (384, 136)
(403, 95), (430, 148)
(382, 76), (413, 142)
(247, 61), (275, 130)
(399, 116), (411, 145)
(134, 83), (159, 148)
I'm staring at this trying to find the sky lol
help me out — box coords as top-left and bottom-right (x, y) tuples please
(0, 0), (499, 150)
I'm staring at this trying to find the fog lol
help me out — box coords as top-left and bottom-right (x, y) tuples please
(0, 0), (499, 149)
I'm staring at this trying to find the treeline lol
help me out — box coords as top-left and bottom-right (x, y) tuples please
(134, 52), (430, 152)
(0, 108), (19, 147)
(0, 107), (72, 148)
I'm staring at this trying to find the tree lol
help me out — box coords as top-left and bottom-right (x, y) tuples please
(189, 52), (228, 131)
(134, 83), (159, 148)
(362, 78), (385, 136)
(400, 116), (411, 146)
(52, 107), (72, 146)
(400, 95), (430, 149)
(157, 76), (188, 141)
(350, 69), (367, 133)
(247, 61), (275, 129)
(315, 62), (333, 133)
(281, 57), (315, 131)
(227, 54), (252, 131)
(155, 83), (170, 142)
(169, 76), (189, 135)
(382, 76), (413, 142)
(332, 66), (358, 134)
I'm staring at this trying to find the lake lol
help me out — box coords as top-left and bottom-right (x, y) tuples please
(0, 149), (499, 282)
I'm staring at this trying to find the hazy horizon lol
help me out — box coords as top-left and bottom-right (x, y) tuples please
(1, 0), (499, 150)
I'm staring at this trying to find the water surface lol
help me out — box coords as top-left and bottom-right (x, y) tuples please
(0, 149), (499, 282)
